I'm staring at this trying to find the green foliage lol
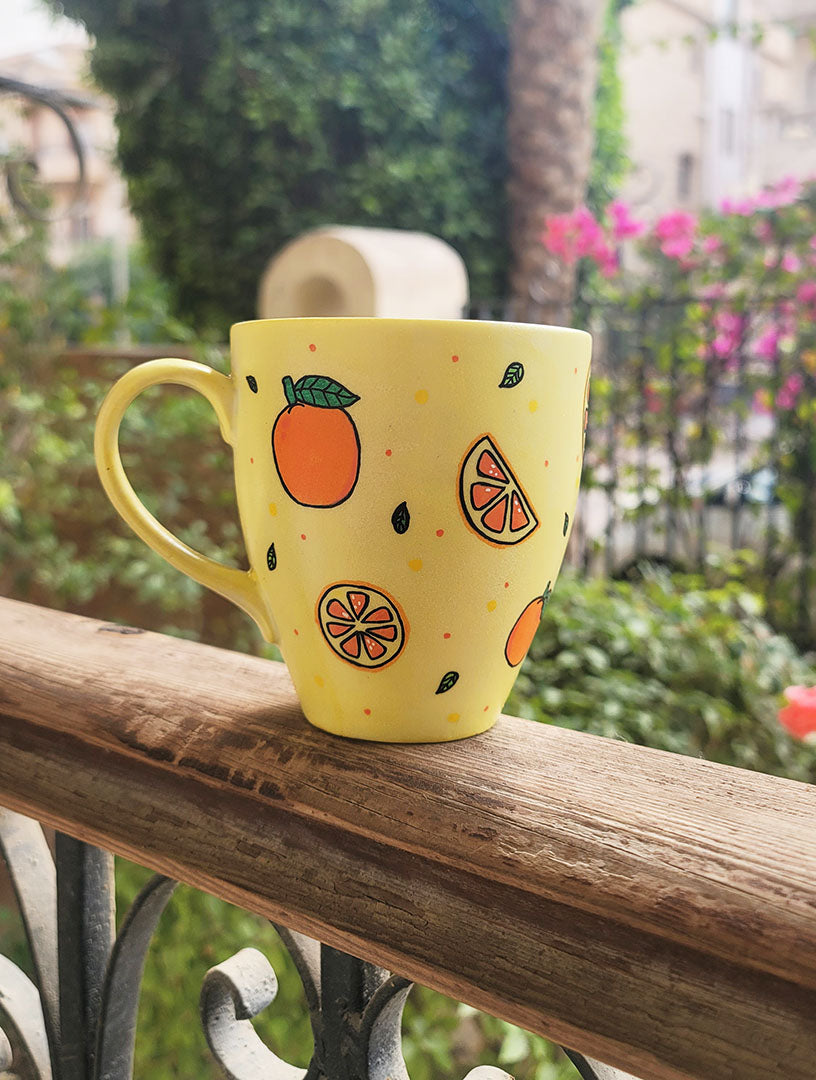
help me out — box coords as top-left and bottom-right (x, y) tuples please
(587, 0), (631, 215)
(508, 567), (816, 784)
(0, 223), (260, 652)
(51, 0), (511, 330)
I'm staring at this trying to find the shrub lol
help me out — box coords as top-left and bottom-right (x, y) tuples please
(508, 566), (816, 784)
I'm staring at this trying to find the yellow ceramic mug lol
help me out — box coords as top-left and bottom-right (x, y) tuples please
(95, 318), (591, 742)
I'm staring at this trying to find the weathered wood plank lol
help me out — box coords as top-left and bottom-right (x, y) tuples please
(0, 596), (814, 1080)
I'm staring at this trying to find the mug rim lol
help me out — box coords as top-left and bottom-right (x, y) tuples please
(230, 316), (591, 342)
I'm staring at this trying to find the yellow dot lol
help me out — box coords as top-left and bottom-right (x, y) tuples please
(414, 389), (429, 404)
(409, 558), (423, 572)
(529, 400), (539, 413)
(486, 599), (497, 612)
(314, 675), (324, 687)
(268, 502), (277, 516)
(447, 712), (461, 724)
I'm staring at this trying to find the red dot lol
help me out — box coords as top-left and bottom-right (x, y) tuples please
(452, 354), (459, 363)
(294, 629), (299, 636)
(309, 343), (317, 352)
(436, 528), (444, 537)
(250, 457), (254, 464)
(504, 581), (509, 588)
(443, 632), (451, 639)
(385, 448), (392, 457)
(363, 707), (371, 716)
(300, 533), (307, 540)
(545, 460), (549, 467)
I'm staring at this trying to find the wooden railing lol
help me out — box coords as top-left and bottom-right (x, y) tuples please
(1, 596), (815, 1080)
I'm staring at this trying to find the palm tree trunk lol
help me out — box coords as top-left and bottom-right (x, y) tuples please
(507, 0), (604, 323)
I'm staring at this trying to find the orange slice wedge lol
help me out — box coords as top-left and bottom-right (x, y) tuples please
(458, 435), (539, 546)
(317, 582), (407, 670)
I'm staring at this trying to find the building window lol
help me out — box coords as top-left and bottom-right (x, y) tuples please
(721, 108), (736, 155)
(677, 153), (694, 201)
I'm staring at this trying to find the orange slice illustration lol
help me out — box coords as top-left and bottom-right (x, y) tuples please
(458, 435), (539, 546)
(317, 583), (407, 669)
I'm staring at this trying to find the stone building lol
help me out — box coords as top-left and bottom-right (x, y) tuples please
(620, 0), (816, 218)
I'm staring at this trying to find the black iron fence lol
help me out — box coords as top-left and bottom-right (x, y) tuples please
(472, 294), (816, 649)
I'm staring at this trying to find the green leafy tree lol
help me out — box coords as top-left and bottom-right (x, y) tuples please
(52, 0), (628, 331)
(52, 0), (511, 331)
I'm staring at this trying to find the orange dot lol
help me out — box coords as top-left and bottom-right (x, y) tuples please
(409, 558), (423, 572)
(363, 707), (371, 716)
(487, 599), (497, 612)
(545, 460), (549, 467)
(309, 343), (317, 352)
(436, 529), (444, 537)
(452, 354), (459, 363)
(447, 712), (460, 724)
(483, 705), (489, 712)
(294, 629), (299, 636)
(250, 457), (254, 464)
(443, 632), (451, 639)
(415, 389), (429, 404)
(576, 454), (580, 462)
(574, 366), (578, 374)
(385, 449), (392, 457)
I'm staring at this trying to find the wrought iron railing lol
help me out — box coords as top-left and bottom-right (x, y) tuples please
(1, 596), (814, 1080)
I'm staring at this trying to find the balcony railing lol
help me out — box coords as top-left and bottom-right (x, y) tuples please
(1, 596), (815, 1080)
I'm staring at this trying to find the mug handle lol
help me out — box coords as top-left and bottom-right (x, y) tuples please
(94, 357), (277, 642)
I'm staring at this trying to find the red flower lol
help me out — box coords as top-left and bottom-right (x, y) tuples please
(778, 686), (816, 740)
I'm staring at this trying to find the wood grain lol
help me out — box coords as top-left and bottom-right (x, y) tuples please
(0, 597), (815, 1080)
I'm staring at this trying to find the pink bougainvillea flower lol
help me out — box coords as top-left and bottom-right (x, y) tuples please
(777, 372), (804, 411)
(755, 325), (782, 360)
(781, 251), (802, 273)
(778, 686), (816, 740)
(701, 282), (726, 299)
(654, 211), (697, 260)
(702, 234), (722, 254)
(769, 175), (803, 207)
(796, 280), (816, 305)
(608, 199), (645, 241)
(542, 213), (577, 263)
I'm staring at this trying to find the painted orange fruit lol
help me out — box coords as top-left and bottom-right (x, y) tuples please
(459, 435), (538, 546)
(272, 375), (360, 507)
(317, 583), (407, 669)
(505, 582), (552, 667)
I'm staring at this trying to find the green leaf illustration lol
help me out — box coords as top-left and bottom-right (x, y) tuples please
(266, 542), (277, 571)
(246, 375), (258, 394)
(294, 374), (359, 409)
(391, 501), (410, 535)
(563, 512), (569, 537)
(435, 670), (459, 695)
(499, 362), (524, 388)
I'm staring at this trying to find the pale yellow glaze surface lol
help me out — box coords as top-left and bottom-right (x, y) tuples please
(95, 318), (591, 742)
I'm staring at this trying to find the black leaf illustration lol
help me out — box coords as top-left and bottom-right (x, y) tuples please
(435, 671), (459, 694)
(391, 501), (410, 535)
(266, 543), (277, 571)
(499, 362), (524, 389)
(246, 375), (258, 393)
(563, 512), (569, 536)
